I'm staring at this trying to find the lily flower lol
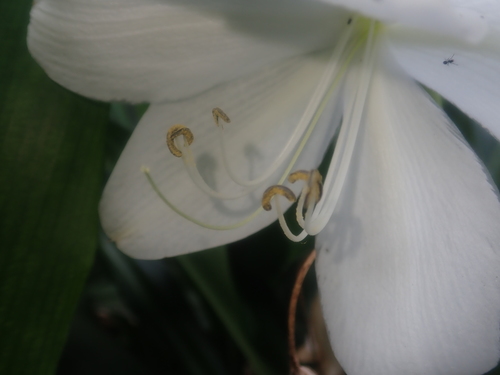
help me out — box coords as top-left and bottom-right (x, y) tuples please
(28, 0), (500, 373)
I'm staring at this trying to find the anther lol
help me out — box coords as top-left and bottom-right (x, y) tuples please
(288, 170), (323, 207)
(262, 186), (297, 211)
(212, 107), (231, 127)
(166, 124), (194, 157)
(288, 170), (311, 184)
(305, 170), (323, 207)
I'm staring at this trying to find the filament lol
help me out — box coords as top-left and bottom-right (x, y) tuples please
(143, 167), (263, 230)
(306, 20), (379, 235)
(144, 17), (379, 240)
(215, 23), (356, 188)
(275, 198), (308, 242)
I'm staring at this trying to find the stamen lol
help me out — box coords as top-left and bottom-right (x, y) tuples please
(295, 190), (307, 229)
(143, 167), (263, 230)
(288, 170), (323, 229)
(166, 122), (261, 200)
(262, 185), (296, 211)
(288, 170), (311, 184)
(212, 23), (357, 189)
(288, 170), (323, 208)
(275, 197), (308, 242)
(289, 171), (312, 228)
(144, 18), (373, 239)
(307, 20), (379, 235)
(261, 185), (307, 241)
(166, 124), (194, 157)
(305, 170), (323, 208)
(212, 107), (231, 128)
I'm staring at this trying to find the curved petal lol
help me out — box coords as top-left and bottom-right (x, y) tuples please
(450, 0), (500, 32)
(316, 56), (500, 375)
(320, 0), (487, 42)
(28, 0), (348, 103)
(387, 26), (500, 141)
(100, 52), (342, 259)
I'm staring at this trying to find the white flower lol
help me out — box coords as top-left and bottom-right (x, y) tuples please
(28, 0), (500, 374)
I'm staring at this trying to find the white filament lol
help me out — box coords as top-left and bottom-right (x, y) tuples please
(275, 197), (308, 242)
(146, 18), (379, 239)
(214, 23), (356, 188)
(306, 21), (378, 235)
(178, 141), (258, 200)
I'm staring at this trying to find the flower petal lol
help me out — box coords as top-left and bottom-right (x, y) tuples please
(320, 0), (487, 42)
(316, 56), (500, 375)
(387, 26), (500, 140)
(28, 0), (347, 103)
(100, 52), (342, 259)
(450, 0), (500, 32)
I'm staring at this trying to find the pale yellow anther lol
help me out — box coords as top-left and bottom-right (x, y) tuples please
(288, 170), (311, 184)
(262, 185), (297, 211)
(166, 124), (194, 157)
(288, 169), (323, 207)
(305, 169), (323, 207)
(212, 107), (231, 127)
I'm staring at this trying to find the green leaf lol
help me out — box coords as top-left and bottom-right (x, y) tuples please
(0, 2), (109, 374)
(177, 247), (276, 375)
(100, 240), (232, 375)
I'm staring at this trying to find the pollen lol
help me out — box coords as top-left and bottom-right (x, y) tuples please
(262, 185), (297, 211)
(289, 170), (323, 208)
(166, 124), (194, 157)
(288, 170), (311, 184)
(212, 107), (231, 127)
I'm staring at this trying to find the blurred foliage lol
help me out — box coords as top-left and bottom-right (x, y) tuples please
(0, 1), (109, 374)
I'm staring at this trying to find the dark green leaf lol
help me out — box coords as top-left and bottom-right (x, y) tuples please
(0, 1), (109, 374)
(178, 247), (277, 375)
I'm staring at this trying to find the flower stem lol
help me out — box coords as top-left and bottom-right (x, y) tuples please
(288, 250), (317, 375)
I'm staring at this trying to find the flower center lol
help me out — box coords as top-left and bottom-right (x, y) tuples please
(143, 17), (380, 239)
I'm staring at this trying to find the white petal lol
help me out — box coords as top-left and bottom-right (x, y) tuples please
(316, 56), (500, 375)
(100, 52), (342, 259)
(28, 0), (348, 103)
(320, 0), (487, 42)
(387, 26), (500, 141)
(450, 0), (500, 32)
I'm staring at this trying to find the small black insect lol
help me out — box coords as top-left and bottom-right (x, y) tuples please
(443, 54), (457, 65)
(347, 17), (352, 25)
